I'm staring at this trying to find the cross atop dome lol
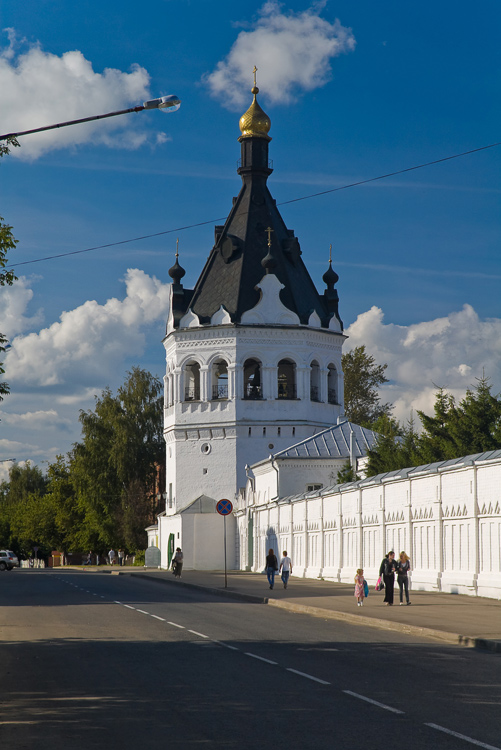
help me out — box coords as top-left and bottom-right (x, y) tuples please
(239, 66), (271, 140)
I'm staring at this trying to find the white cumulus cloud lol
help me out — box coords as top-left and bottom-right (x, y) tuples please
(4, 269), (170, 386)
(345, 305), (501, 424)
(0, 275), (44, 338)
(205, 1), (356, 108)
(0, 29), (167, 160)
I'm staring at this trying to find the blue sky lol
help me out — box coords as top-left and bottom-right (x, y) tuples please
(1, 1), (500, 475)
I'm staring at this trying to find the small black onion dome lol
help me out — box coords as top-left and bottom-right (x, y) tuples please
(323, 262), (339, 288)
(261, 248), (277, 273)
(169, 257), (186, 284)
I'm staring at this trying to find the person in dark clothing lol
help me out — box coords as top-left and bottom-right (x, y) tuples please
(379, 551), (397, 605)
(396, 551), (411, 605)
(265, 548), (278, 589)
(172, 548), (183, 578)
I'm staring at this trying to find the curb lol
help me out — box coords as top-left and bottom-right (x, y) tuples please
(68, 568), (501, 654)
(127, 571), (501, 653)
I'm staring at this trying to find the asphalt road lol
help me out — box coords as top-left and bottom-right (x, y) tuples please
(1, 570), (500, 750)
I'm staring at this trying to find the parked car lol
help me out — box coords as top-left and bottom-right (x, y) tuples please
(0, 550), (19, 571)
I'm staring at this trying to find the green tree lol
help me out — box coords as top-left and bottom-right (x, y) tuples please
(342, 345), (392, 427)
(366, 414), (404, 476)
(0, 138), (19, 406)
(3, 462), (48, 506)
(336, 461), (360, 484)
(0, 462), (49, 554)
(366, 376), (501, 476)
(418, 375), (501, 461)
(44, 456), (84, 554)
(71, 367), (163, 551)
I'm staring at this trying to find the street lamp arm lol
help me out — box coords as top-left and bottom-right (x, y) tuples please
(0, 95), (181, 141)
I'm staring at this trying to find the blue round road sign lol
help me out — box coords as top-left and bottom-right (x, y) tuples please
(216, 499), (233, 516)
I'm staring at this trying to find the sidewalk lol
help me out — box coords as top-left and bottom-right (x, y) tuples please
(106, 567), (501, 653)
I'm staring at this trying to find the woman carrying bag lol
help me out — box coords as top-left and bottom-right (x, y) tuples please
(379, 551), (397, 605)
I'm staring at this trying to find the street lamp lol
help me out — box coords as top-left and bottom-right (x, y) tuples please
(0, 95), (181, 141)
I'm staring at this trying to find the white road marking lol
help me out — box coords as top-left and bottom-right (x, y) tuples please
(188, 629), (209, 638)
(245, 652), (277, 665)
(136, 609), (149, 614)
(287, 669), (330, 685)
(167, 621), (185, 629)
(211, 640), (239, 651)
(114, 600), (122, 604)
(425, 724), (501, 750)
(150, 615), (166, 621)
(343, 690), (404, 714)
(123, 604), (136, 610)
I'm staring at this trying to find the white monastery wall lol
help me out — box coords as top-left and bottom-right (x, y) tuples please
(236, 456), (501, 599)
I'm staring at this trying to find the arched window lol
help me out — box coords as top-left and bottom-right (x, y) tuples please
(243, 358), (262, 400)
(184, 361), (200, 401)
(277, 359), (296, 400)
(310, 360), (321, 402)
(212, 359), (228, 400)
(328, 364), (338, 404)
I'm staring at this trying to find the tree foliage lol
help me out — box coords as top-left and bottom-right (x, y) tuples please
(366, 375), (501, 476)
(342, 345), (392, 427)
(71, 367), (164, 550)
(0, 138), (19, 404)
(0, 369), (164, 557)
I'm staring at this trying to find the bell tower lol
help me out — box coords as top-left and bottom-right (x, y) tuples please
(162, 74), (345, 522)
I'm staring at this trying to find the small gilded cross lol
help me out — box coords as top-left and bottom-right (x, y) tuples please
(329, 243), (332, 264)
(176, 237), (179, 258)
(265, 226), (274, 248)
(253, 65), (258, 87)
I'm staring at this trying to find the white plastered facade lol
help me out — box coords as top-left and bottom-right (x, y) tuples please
(234, 453), (501, 599)
(153, 270), (346, 570)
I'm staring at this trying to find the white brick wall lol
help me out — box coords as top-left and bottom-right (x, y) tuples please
(237, 456), (501, 599)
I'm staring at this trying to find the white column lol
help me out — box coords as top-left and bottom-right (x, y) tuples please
(174, 368), (182, 403)
(296, 365), (310, 401)
(472, 464), (479, 594)
(227, 363), (237, 400)
(357, 489), (363, 568)
(337, 493), (343, 582)
(319, 494), (325, 577)
(262, 365), (276, 400)
(200, 365), (209, 401)
(319, 367), (328, 403)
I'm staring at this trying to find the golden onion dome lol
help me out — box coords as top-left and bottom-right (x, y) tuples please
(239, 85), (271, 139)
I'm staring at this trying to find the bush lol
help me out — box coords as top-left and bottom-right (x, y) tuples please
(133, 550), (145, 566)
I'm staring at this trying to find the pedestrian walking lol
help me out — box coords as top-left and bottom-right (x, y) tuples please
(172, 547), (183, 578)
(397, 551), (411, 605)
(108, 548), (116, 565)
(265, 548), (279, 589)
(84, 550), (92, 566)
(279, 551), (292, 589)
(379, 551), (397, 605)
(118, 549), (124, 567)
(354, 568), (365, 606)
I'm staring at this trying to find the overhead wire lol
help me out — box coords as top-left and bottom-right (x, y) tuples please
(6, 139), (501, 270)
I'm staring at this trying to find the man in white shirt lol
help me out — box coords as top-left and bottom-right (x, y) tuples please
(279, 551), (292, 589)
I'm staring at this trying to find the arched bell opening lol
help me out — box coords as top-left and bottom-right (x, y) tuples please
(310, 360), (321, 402)
(184, 361), (201, 401)
(277, 359), (297, 400)
(327, 364), (338, 405)
(212, 359), (229, 400)
(243, 358), (262, 400)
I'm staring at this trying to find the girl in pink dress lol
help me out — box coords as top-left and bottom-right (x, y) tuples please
(354, 568), (365, 606)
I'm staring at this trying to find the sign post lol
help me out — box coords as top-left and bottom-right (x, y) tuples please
(216, 499), (233, 588)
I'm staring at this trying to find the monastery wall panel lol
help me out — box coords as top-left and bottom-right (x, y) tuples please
(241, 458), (501, 598)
